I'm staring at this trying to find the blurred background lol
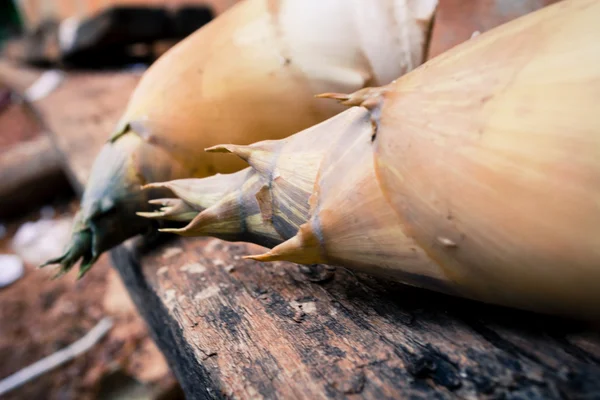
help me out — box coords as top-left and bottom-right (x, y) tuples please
(0, 1), (240, 399)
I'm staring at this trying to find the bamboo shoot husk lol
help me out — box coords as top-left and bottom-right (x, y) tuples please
(145, 0), (600, 318)
(41, 0), (437, 277)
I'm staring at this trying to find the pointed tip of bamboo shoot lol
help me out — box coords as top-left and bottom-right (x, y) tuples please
(157, 196), (241, 238)
(205, 144), (253, 160)
(243, 253), (280, 262)
(143, 177), (241, 213)
(158, 227), (185, 234)
(139, 194), (201, 222)
(136, 211), (164, 219)
(207, 143), (278, 177)
(316, 87), (388, 110)
(141, 182), (170, 191)
(315, 92), (351, 101)
(158, 225), (202, 237)
(244, 223), (325, 265)
(176, 211), (214, 235)
(148, 198), (177, 206)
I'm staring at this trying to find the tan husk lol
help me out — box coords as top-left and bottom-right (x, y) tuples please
(160, 169), (285, 247)
(145, 106), (455, 295)
(260, 0), (600, 318)
(42, 0), (437, 277)
(249, 108), (454, 296)
(146, 108), (366, 244)
(371, 0), (600, 316)
(144, 0), (600, 319)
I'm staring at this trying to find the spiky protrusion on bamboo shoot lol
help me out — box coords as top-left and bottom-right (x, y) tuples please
(41, 0), (437, 278)
(145, 104), (454, 294)
(142, 108), (370, 242)
(141, 0), (600, 319)
(245, 102), (453, 293)
(205, 143), (278, 176)
(140, 172), (248, 214)
(244, 222), (325, 265)
(137, 198), (198, 222)
(315, 87), (390, 110)
(158, 170), (284, 248)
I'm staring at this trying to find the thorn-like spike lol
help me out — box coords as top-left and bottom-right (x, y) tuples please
(141, 182), (170, 191)
(40, 227), (93, 277)
(208, 143), (280, 177)
(244, 223), (325, 264)
(316, 87), (389, 110)
(205, 144), (253, 160)
(148, 198), (181, 206)
(143, 175), (247, 212)
(243, 234), (309, 262)
(158, 228), (179, 233)
(315, 92), (351, 101)
(151, 171), (285, 249)
(138, 197), (199, 222)
(158, 227), (196, 236)
(136, 211), (162, 218)
(158, 196), (241, 238)
(205, 142), (279, 174)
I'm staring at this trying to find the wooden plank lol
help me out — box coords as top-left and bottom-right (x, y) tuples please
(0, 82), (70, 216)
(0, 87), (40, 150)
(113, 237), (600, 399)
(0, 135), (69, 218)
(0, 60), (140, 192)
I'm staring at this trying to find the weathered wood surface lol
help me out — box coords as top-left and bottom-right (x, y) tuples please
(0, 135), (69, 217)
(0, 60), (140, 193)
(113, 237), (600, 399)
(0, 82), (70, 216)
(4, 2), (600, 397)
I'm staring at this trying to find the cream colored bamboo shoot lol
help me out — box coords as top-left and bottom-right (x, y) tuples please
(41, 0), (436, 277)
(144, 0), (600, 319)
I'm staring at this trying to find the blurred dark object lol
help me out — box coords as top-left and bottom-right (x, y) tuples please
(0, 1), (22, 48)
(59, 7), (175, 68)
(427, 0), (562, 58)
(13, 0), (239, 31)
(5, 4), (216, 69)
(171, 6), (214, 37)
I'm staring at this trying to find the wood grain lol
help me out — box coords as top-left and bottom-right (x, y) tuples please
(0, 60), (140, 192)
(113, 237), (600, 399)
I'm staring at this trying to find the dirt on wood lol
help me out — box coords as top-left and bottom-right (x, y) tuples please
(0, 201), (181, 400)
